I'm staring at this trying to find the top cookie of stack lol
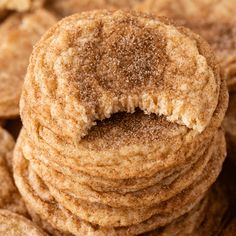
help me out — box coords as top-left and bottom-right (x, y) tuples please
(14, 10), (228, 235)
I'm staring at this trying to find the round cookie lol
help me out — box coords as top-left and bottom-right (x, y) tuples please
(46, 0), (143, 18)
(20, 10), (228, 182)
(0, 127), (27, 215)
(21, 10), (220, 144)
(26, 139), (207, 193)
(13, 150), (200, 235)
(137, 0), (236, 91)
(144, 180), (229, 236)
(0, 209), (47, 236)
(15, 8), (229, 235)
(0, 9), (57, 118)
(0, 0), (44, 12)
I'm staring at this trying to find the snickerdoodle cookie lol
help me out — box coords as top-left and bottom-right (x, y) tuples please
(0, 209), (48, 236)
(0, 9), (56, 118)
(0, 127), (27, 216)
(46, 0), (143, 18)
(137, 0), (236, 91)
(0, 0), (44, 12)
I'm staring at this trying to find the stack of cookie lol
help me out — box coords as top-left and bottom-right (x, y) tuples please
(13, 10), (228, 235)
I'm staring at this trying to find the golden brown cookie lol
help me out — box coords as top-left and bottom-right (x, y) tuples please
(0, 209), (48, 236)
(20, 70), (227, 181)
(0, 9), (57, 118)
(21, 10), (220, 139)
(144, 180), (229, 236)
(34, 131), (226, 228)
(46, 0), (143, 18)
(23, 128), (217, 208)
(19, 11), (228, 187)
(0, 127), (27, 215)
(0, 0), (44, 12)
(137, 0), (236, 91)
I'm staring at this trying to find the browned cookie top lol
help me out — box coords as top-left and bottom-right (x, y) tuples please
(21, 10), (220, 152)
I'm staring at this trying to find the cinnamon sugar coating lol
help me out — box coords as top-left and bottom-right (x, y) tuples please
(20, 76), (227, 180)
(21, 11), (221, 163)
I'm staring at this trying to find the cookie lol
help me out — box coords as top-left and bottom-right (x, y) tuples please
(21, 10), (220, 144)
(0, 209), (47, 236)
(137, 0), (236, 91)
(0, 127), (27, 215)
(20, 72), (227, 181)
(0, 0), (44, 12)
(144, 180), (229, 236)
(0, 9), (57, 118)
(46, 0), (143, 18)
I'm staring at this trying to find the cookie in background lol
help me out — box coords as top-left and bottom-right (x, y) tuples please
(0, 127), (27, 216)
(136, 0), (236, 92)
(0, 210), (47, 236)
(0, 9), (56, 119)
(45, 0), (144, 18)
(0, 0), (44, 12)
